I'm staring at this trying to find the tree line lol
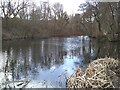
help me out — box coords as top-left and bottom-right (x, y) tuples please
(77, 1), (119, 41)
(1, 0), (120, 41)
(1, 0), (78, 40)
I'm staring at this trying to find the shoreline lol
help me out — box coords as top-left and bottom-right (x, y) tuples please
(2, 32), (84, 41)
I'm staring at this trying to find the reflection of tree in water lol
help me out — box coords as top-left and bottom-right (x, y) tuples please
(2, 37), (120, 85)
(3, 39), (65, 80)
(93, 40), (120, 59)
(80, 38), (94, 65)
(77, 38), (120, 65)
(33, 39), (65, 69)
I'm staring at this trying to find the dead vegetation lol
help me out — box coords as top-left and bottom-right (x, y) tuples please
(66, 57), (120, 88)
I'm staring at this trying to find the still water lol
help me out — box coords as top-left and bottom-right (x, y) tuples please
(0, 36), (120, 88)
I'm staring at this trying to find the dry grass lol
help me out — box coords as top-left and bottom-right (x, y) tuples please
(66, 57), (120, 88)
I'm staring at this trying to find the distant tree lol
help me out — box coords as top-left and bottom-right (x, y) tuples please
(78, 1), (118, 38)
(1, 0), (12, 18)
(18, 0), (29, 20)
(41, 1), (51, 20)
(52, 2), (64, 20)
(78, 2), (94, 35)
(0, 0), (28, 18)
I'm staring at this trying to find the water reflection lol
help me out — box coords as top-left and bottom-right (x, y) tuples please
(1, 36), (120, 88)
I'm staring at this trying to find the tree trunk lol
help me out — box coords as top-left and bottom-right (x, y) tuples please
(118, 1), (120, 40)
(118, 1), (120, 59)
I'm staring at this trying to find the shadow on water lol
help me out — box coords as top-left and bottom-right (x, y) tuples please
(0, 36), (120, 88)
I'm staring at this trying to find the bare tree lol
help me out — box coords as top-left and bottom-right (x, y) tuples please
(0, 0), (28, 18)
(52, 2), (64, 20)
(78, 2), (94, 36)
(1, 0), (12, 18)
(40, 1), (51, 20)
(18, 0), (29, 20)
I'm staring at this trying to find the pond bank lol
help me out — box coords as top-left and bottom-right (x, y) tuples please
(3, 33), (120, 43)
(2, 31), (82, 41)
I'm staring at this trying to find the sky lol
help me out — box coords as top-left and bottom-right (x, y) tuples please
(34, 0), (86, 15)
(0, 0), (86, 17)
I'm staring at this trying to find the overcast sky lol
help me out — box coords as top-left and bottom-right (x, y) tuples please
(34, 0), (86, 15)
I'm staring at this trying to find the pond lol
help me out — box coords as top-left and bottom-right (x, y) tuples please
(0, 36), (120, 88)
